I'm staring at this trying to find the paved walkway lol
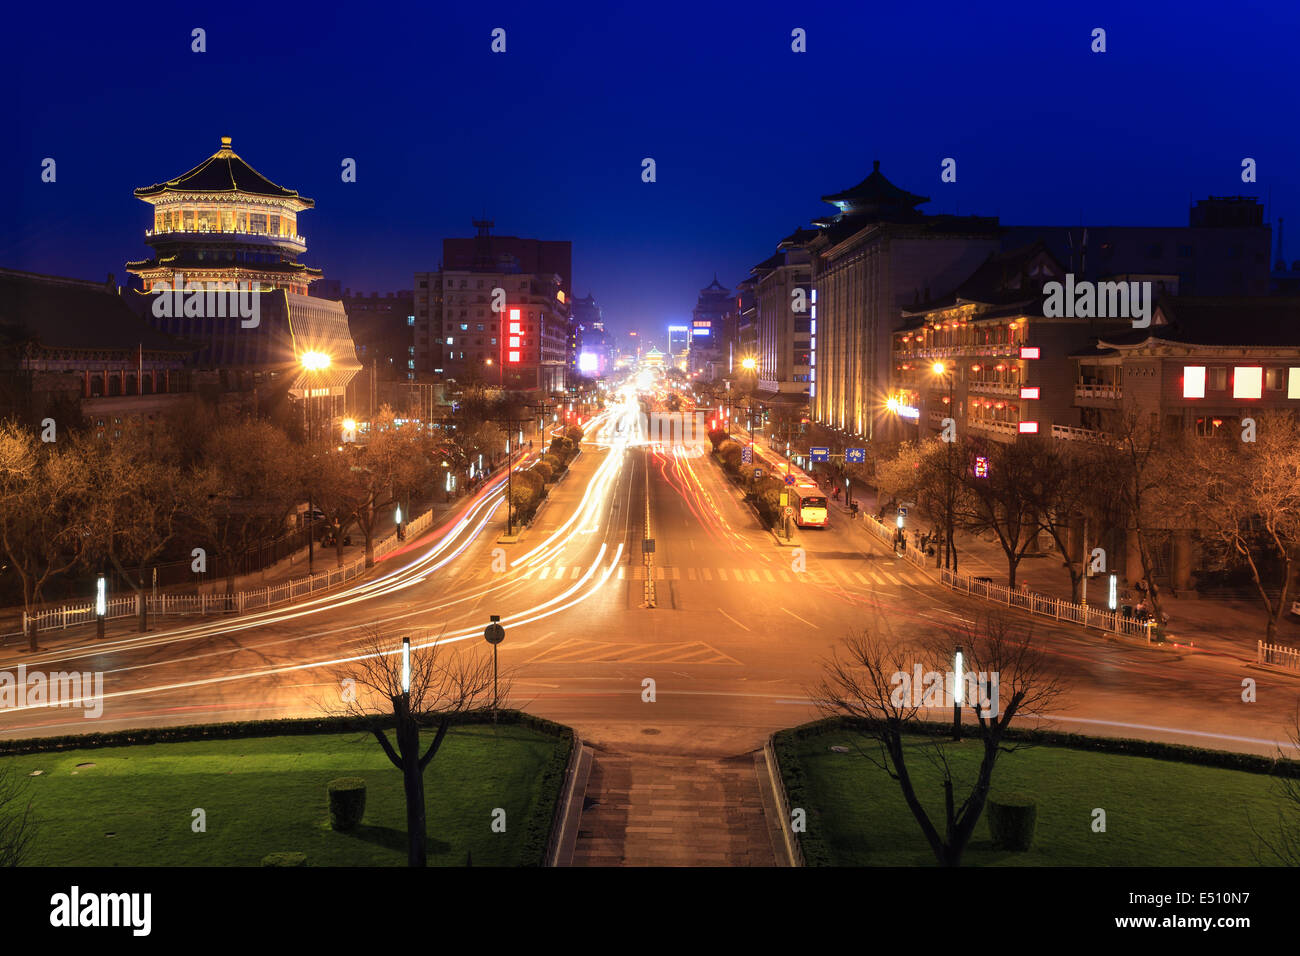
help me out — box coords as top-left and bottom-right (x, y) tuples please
(573, 750), (778, 866)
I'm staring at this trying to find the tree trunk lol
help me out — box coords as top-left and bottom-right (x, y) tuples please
(395, 702), (427, 867)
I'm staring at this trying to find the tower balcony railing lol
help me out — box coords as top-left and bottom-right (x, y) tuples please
(146, 228), (307, 246)
(896, 344), (1022, 361)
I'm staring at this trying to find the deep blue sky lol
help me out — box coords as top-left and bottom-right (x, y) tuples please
(2, 0), (1295, 349)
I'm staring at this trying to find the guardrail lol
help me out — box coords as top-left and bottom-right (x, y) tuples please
(20, 506), (439, 637)
(1258, 641), (1300, 671)
(861, 514), (1152, 638)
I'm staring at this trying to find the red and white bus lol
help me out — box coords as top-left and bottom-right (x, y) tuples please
(790, 480), (828, 528)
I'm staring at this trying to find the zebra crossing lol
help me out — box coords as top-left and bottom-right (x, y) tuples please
(449, 561), (931, 588)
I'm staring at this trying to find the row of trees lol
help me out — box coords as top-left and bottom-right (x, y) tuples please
(0, 402), (515, 649)
(508, 426), (585, 526)
(871, 410), (1300, 642)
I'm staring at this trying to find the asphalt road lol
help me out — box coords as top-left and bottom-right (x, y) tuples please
(3, 394), (1299, 762)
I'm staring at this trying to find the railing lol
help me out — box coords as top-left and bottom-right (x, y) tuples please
(861, 514), (1152, 638)
(968, 419), (1020, 438)
(1051, 424), (1109, 443)
(1258, 641), (1300, 671)
(146, 228), (306, 245)
(1074, 383), (1122, 401)
(968, 381), (1019, 397)
(21, 506), (439, 637)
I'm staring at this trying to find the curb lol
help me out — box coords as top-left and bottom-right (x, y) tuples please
(761, 735), (804, 867)
(546, 739), (593, 867)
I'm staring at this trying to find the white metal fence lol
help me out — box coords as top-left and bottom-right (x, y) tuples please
(20, 507), (438, 637)
(1258, 641), (1300, 671)
(861, 514), (1152, 638)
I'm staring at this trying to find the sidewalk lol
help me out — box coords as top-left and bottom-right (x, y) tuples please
(807, 468), (1300, 662)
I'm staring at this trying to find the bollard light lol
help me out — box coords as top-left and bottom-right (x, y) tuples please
(1108, 573), (1118, 611)
(96, 574), (106, 616)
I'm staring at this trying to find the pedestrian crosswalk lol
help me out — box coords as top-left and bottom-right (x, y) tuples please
(451, 561), (932, 588)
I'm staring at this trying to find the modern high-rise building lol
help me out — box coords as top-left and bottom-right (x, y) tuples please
(126, 137), (360, 422)
(571, 293), (606, 376)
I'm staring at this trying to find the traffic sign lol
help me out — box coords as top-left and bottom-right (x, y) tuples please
(754, 468), (763, 478)
(741, 446), (753, 464)
(898, 507), (908, 517)
(779, 493), (788, 507)
(846, 447), (866, 463)
(810, 447), (830, 462)
(784, 474), (796, 486)
(484, 622), (505, 645)
(643, 538), (656, 554)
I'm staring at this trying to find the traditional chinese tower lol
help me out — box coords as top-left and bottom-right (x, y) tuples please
(126, 136), (320, 295)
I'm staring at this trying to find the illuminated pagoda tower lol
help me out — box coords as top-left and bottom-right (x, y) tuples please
(126, 136), (359, 424)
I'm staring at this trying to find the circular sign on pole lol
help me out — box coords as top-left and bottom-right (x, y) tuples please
(484, 622), (505, 645)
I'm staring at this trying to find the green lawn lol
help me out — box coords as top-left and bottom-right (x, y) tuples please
(4, 724), (569, 866)
(781, 729), (1288, 866)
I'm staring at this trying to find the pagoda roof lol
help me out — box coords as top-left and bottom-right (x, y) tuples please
(134, 137), (314, 208)
(703, 274), (729, 292)
(820, 160), (930, 217)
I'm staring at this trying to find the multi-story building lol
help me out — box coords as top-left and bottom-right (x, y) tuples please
(889, 242), (1139, 443)
(808, 161), (1001, 441)
(125, 136), (360, 424)
(690, 275), (733, 379)
(570, 293), (606, 376)
(667, 324), (691, 371)
(0, 269), (195, 430)
(415, 268), (567, 393)
(749, 227), (816, 398)
(442, 220), (572, 299)
(1003, 197), (1272, 298)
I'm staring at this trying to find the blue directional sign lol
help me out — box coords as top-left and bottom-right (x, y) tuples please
(845, 447), (866, 463)
(754, 468), (763, 479)
(898, 507), (908, 517)
(741, 445), (753, 464)
(784, 474), (796, 486)
(810, 446), (830, 462)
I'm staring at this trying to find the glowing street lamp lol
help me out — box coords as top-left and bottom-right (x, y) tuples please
(395, 503), (404, 541)
(401, 636), (411, 696)
(953, 644), (964, 741)
(95, 573), (106, 639)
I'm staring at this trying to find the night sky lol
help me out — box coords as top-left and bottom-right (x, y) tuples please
(2, 0), (1295, 349)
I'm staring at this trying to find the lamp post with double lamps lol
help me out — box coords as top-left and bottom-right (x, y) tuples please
(932, 361), (956, 572)
(301, 351), (332, 573)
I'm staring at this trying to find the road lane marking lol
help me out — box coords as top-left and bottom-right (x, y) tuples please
(718, 608), (750, 631)
(853, 572), (869, 584)
(781, 607), (819, 629)
(539, 568), (551, 579)
(763, 570), (775, 582)
(571, 567), (582, 579)
(617, 567), (625, 580)
(702, 567), (712, 580)
(882, 572), (901, 585)
(687, 568), (697, 580)
(717, 569), (727, 581)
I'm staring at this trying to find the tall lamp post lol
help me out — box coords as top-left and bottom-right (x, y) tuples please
(932, 361), (956, 572)
(301, 351), (332, 574)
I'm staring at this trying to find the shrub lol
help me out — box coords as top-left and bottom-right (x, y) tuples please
(564, 424), (584, 445)
(542, 453), (563, 475)
(532, 461), (554, 484)
(717, 440), (742, 473)
(549, 436), (574, 460)
(327, 777), (367, 832)
(986, 793), (1037, 851)
(707, 428), (729, 451)
(262, 852), (308, 867)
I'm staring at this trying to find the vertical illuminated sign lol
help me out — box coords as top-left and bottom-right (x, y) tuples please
(507, 307), (522, 363)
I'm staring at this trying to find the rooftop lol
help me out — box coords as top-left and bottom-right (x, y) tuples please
(134, 137), (315, 209)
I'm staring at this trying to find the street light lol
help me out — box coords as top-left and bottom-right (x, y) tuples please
(395, 504), (404, 541)
(301, 351), (333, 575)
(933, 361), (956, 572)
(953, 644), (964, 741)
(95, 573), (106, 639)
(401, 636), (411, 696)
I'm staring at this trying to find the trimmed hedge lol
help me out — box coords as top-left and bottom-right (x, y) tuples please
(0, 708), (573, 757)
(986, 794), (1037, 851)
(327, 777), (367, 831)
(261, 852), (308, 867)
(777, 715), (1300, 778)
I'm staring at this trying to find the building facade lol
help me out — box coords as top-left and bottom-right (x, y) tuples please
(807, 162), (1001, 441)
(750, 227), (816, 397)
(690, 275), (733, 380)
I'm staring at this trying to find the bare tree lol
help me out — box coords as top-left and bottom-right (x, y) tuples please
(0, 422), (92, 650)
(0, 762), (37, 866)
(330, 627), (498, 867)
(813, 613), (1065, 866)
(1181, 411), (1300, 642)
